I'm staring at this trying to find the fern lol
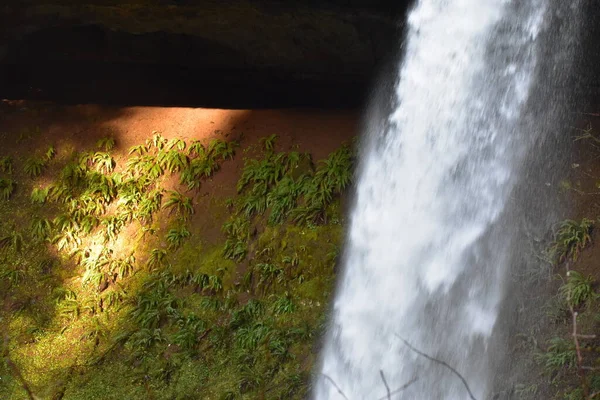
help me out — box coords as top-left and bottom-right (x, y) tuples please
(24, 156), (46, 177)
(163, 191), (194, 219)
(559, 270), (597, 307)
(96, 136), (116, 151)
(166, 226), (191, 250)
(166, 138), (186, 151)
(88, 172), (118, 203)
(242, 190), (268, 217)
(550, 218), (593, 263)
(59, 162), (86, 187)
(80, 215), (100, 235)
(147, 131), (167, 151)
(266, 176), (301, 224)
(0, 156), (13, 173)
(0, 231), (23, 253)
(180, 157), (219, 190)
(137, 189), (163, 224)
(208, 139), (237, 160)
(111, 254), (136, 280)
(163, 150), (189, 173)
(30, 187), (48, 204)
(45, 145), (56, 161)
(101, 216), (125, 243)
(92, 152), (116, 174)
(0, 178), (15, 200)
(223, 239), (247, 262)
(187, 140), (206, 158)
(260, 134), (278, 153)
(536, 337), (576, 372)
(147, 248), (169, 270)
(30, 217), (52, 242)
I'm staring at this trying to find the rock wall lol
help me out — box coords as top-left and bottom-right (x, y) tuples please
(0, 0), (413, 107)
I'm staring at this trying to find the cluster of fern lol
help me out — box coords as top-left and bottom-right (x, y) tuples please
(531, 217), (600, 399)
(224, 136), (354, 262)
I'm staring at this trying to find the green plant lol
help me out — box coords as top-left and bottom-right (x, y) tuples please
(30, 216), (52, 242)
(235, 322), (271, 351)
(131, 284), (179, 328)
(102, 215), (125, 243)
(0, 231), (23, 253)
(128, 144), (148, 156)
(550, 218), (593, 263)
(93, 152), (116, 173)
(45, 145), (56, 161)
(223, 239), (247, 262)
(266, 176), (301, 224)
(111, 254), (136, 279)
(260, 134), (278, 153)
(237, 158), (284, 194)
(172, 314), (206, 350)
(187, 140), (206, 158)
(536, 337), (576, 372)
(59, 162), (86, 187)
(87, 172), (118, 203)
(163, 191), (194, 219)
(30, 187), (48, 204)
(0, 178), (15, 200)
(271, 293), (295, 315)
(23, 156), (46, 177)
(208, 138), (237, 160)
(166, 226), (191, 250)
(241, 190), (268, 217)
(166, 138), (187, 151)
(80, 215), (100, 235)
(147, 248), (169, 270)
(180, 157), (219, 189)
(559, 270), (597, 307)
(256, 262), (284, 291)
(0, 156), (12, 173)
(137, 189), (163, 224)
(161, 149), (189, 173)
(56, 290), (80, 319)
(97, 136), (116, 151)
(147, 131), (167, 151)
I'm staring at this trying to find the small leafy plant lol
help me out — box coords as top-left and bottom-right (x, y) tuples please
(97, 136), (116, 152)
(30, 187), (48, 204)
(559, 270), (597, 307)
(24, 156), (46, 177)
(166, 226), (191, 250)
(0, 156), (12, 173)
(163, 191), (194, 220)
(549, 218), (593, 263)
(0, 178), (15, 200)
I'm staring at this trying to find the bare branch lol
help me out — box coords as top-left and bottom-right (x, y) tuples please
(375, 377), (419, 400)
(395, 334), (477, 400)
(321, 373), (349, 400)
(379, 370), (391, 400)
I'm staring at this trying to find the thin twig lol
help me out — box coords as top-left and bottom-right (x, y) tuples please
(395, 334), (477, 400)
(379, 370), (391, 400)
(321, 373), (349, 400)
(375, 377), (419, 400)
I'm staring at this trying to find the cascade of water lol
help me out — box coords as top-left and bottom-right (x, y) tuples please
(313, 1), (577, 399)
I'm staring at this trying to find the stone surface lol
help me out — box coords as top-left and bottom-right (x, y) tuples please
(0, 0), (412, 107)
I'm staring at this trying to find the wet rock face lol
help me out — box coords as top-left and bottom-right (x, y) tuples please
(0, 0), (412, 107)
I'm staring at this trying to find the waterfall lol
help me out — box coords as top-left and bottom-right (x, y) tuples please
(314, 1), (581, 399)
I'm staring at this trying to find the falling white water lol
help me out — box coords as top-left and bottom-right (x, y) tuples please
(314, 1), (555, 399)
